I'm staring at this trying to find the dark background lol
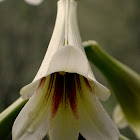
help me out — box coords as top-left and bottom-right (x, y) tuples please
(0, 0), (140, 139)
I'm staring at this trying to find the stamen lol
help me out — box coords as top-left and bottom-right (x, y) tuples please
(65, 73), (78, 119)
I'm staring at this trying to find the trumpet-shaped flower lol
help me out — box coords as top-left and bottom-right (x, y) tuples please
(12, 0), (119, 139)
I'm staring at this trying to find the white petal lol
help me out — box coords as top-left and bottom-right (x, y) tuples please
(20, 80), (40, 100)
(47, 45), (90, 77)
(33, 0), (65, 82)
(20, 0), (66, 100)
(68, 0), (83, 51)
(32, 0), (110, 101)
(47, 45), (110, 101)
(21, 0), (110, 102)
(24, 0), (43, 5)
(20, 44), (110, 101)
(78, 77), (119, 140)
(12, 97), (50, 140)
(113, 105), (128, 129)
(89, 80), (111, 101)
(12, 77), (52, 140)
(49, 105), (79, 140)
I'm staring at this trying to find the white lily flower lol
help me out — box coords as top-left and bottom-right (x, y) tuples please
(12, 0), (119, 139)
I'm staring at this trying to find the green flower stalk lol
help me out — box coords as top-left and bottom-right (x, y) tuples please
(84, 40), (140, 139)
(0, 98), (27, 139)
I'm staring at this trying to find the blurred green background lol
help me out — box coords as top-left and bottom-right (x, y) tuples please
(0, 0), (140, 139)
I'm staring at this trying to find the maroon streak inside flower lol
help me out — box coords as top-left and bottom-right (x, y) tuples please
(39, 77), (46, 89)
(51, 73), (64, 118)
(51, 73), (78, 119)
(65, 73), (78, 119)
(50, 73), (91, 119)
(84, 77), (93, 92)
(76, 74), (84, 100)
(45, 74), (55, 100)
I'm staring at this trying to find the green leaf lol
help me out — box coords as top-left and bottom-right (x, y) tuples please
(84, 40), (140, 138)
(119, 134), (130, 140)
(0, 98), (27, 139)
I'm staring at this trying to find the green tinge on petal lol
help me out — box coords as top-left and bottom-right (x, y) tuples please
(119, 134), (130, 140)
(113, 105), (128, 129)
(77, 76), (119, 140)
(12, 76), (55, 140)
(84, 40), (140, 138)
(49, 104), (79, 140)
(20, 80), (40, 100)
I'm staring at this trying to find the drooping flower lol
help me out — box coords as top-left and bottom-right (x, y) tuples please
(12, 0), (119, 139)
